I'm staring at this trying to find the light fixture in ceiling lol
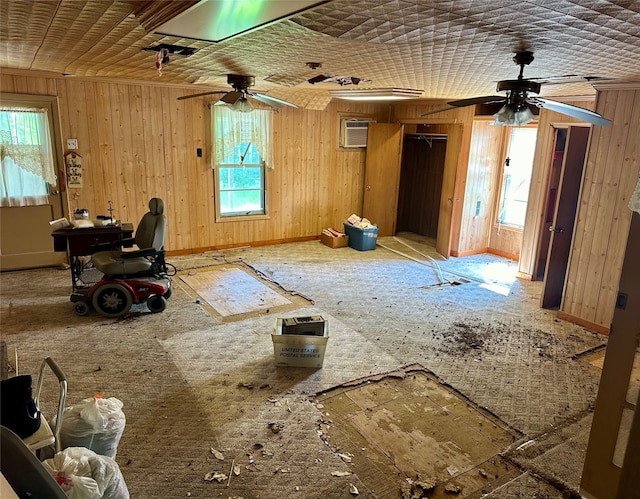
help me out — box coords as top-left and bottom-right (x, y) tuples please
(156, 0), (330, 43)
(329, 88), (423, 101)
(215, 97), (254, 113)
(492, 92), (536, 126)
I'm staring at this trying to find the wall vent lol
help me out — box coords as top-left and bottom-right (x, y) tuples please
(341, 119), (374, 148)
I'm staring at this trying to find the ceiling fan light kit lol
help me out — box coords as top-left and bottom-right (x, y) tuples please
(420, 52), (611, 126)
(177, 74), (297, 110)
(216, 98), (254, 113)
(493, 103), (535, 126)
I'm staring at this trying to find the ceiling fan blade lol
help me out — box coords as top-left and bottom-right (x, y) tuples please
(220, 91), (243, 104)
(533, 98), (611, 126)
(420, 95), (505, 117)
(538, 76), (615, 86)
(447, 95), (506, 107)
(250, 92), (298, 108)
(420, 106), (458, 116)
(177, 90), (227, 101)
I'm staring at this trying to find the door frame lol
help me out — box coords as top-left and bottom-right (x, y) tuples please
(519, 120), (592, 280)
(540, 125), (591, 309)
(397, 118), (465, 257)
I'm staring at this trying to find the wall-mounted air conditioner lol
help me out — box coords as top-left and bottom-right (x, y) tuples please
(340, 119), (374, 148)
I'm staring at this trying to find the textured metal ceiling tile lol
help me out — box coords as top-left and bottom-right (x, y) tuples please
(2, 0), (639, 107)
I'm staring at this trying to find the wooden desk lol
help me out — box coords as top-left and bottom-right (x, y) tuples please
(52, 223), (133, 290)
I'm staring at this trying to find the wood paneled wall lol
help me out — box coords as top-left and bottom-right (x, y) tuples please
(560, 86), (640, 331)
(489, 226), (522, 260)
(456, 120), (503, 255)
(0, 71), (387, 253)
(4, 69), (636, 332)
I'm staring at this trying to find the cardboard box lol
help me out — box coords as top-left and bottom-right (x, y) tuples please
(320, 232), (349, 248)
(272, 318), (329, 368)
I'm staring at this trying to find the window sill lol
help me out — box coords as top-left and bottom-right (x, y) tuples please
(216, 213), (270, 223)
(494, 223), (524, 232)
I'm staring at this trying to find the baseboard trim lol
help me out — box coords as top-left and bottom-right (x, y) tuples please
(487, 248), (519, 261)
(451, 247), (489, 257)
(557, 311), (610, 335)
(166, 235), (320, 256)
(450, 247), (519, 261)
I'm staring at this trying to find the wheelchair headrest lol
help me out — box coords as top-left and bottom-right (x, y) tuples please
(148, 198), (164, 215)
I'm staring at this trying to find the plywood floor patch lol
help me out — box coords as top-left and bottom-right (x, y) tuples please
(179, 265), (292, 318)
(317, 369), (522, 498)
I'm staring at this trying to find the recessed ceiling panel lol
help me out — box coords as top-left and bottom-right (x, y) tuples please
(156, 0), (329, 42)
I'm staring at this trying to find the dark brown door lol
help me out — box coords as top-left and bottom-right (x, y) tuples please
(535, 127), (568, 280)
(541, 126), (590, 308)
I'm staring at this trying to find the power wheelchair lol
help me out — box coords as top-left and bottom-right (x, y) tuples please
(71, 198), (174, 318)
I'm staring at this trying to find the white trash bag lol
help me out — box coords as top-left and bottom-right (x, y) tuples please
(58, 393), (126, 458)
(43, 446), (129, 499)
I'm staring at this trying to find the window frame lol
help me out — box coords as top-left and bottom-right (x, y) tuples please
(494, 124), (538, 230)
(211, 106), (272, 223)
(0, 94), (65, 215)
(214, 161), (269, 222)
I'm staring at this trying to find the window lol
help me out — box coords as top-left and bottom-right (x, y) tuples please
(497, 127), (538, 228)
(212, 105), (272, 218)
(0, 106), (56, 207)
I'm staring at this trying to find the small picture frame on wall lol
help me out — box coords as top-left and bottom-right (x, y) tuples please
(65, 151), (82, 187)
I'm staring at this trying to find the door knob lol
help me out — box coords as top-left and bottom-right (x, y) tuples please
(549, 226), (564, 233)
(365, 185), (371, 191)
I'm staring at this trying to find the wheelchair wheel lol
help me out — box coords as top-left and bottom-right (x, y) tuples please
(74, 301), (90, 316)
(147, 295), (167, 314)
(92, 283), (133, 318)
(163, 286), (172, 300)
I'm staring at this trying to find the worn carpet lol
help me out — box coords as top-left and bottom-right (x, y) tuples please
(0, 234), (607, 498)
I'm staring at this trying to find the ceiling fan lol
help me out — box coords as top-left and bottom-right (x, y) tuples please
(421, 52), (611, 126)
(177, 74), (297, 111)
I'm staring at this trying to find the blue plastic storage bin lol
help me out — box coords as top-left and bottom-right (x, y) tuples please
(343, 223), (379, 251)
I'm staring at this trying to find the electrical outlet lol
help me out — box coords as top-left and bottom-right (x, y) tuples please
(66, 138), (78, 150)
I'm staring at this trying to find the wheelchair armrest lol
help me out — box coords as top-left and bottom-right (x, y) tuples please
(90, 237), (135, 253)
(120, 248), (157, 258)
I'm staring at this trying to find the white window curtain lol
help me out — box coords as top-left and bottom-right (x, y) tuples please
(211, 105), (273, 169)
(0, 106), (56, 207)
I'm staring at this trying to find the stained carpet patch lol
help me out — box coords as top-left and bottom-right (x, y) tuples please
(179, 265), (291, 317)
